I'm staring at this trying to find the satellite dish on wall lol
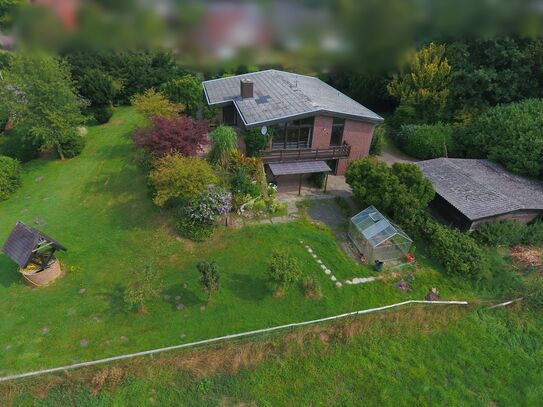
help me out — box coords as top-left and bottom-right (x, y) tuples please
(261, 126), (268, 135)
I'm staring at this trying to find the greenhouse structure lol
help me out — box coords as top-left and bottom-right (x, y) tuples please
(348, 206), (413, 263)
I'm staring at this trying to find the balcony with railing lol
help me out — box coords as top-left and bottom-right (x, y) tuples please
(261, 144), (351, 163)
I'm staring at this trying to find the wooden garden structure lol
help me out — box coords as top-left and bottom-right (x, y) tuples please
(2, 222), (67, 285)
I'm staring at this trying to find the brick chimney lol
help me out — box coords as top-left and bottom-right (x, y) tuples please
(240, 78), (254, 98)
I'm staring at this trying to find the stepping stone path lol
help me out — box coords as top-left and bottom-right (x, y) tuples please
(120, 336), (128, 342)
(176, 303), (185, 311)
(175, 295), (181, 301)
(80, 339), (89, 347)
(163, 294), (171, 301)
(78, 288), (86, 294)
(41, 327), (49, 334)
(301, 240), (341, 288)
(345, 277), (376, 285)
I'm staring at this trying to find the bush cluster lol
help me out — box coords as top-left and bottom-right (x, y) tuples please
(0, 155), (22, 201)
(148, 155), (217, 207)
(473, 220), (543, 247)
(176, 187), (232, 241)
(414, 213), (489, 280)
(0, 128), (40, 162)
(396, 123), (456, 159)
(345, 158), (434, 229)
(462, 99), (543, 179)
(267, 250), (302, 294)
(244, 128), (271, 157)
(369, 125), (385, 156)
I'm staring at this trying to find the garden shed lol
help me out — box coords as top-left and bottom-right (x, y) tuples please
(348, 206), (413, 263)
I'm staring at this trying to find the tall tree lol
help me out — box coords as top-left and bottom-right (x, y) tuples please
(0, 52), (86, 159)
(388, 42), (451, 123)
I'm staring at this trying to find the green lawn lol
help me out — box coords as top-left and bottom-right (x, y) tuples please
(0, 108), (499, 376)
(3, 306), (542, 406)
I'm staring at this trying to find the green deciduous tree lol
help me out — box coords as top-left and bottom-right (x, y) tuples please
(0, 0), (22, 29)
(345, 158), (434, 230)
(0, 52), (87, 160)
(148, 155), (217, 207)
(388, 42), (451, 123)
(160, 75), (202, 117)
(197, 261), (220, 301)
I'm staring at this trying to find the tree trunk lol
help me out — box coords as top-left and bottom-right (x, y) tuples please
(56, 143), (65, 160)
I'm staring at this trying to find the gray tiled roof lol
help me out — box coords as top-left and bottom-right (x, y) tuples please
(203, 70), (383, 127)
(417, 158), (543, 221)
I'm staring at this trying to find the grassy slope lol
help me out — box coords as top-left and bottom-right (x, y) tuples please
(4, 306), (543, 406)
(0, 107), (498, 375)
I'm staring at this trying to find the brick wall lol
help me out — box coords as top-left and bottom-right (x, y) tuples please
(311, 116), (333, 149)
(336, 120), (375, 175)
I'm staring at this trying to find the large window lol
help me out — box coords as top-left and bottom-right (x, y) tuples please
(223, 105), (237, 126)
(330, 118), (345, 146)
(272, 118), (314, 150)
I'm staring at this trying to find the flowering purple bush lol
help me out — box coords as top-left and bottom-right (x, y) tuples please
(182, 187), (232, 224)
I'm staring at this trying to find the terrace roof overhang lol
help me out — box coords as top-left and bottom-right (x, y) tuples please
(268, 160), (331, 176)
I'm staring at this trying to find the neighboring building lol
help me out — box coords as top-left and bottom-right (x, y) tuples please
(417, 158), (543, 230)
(202, 69), (383, 187)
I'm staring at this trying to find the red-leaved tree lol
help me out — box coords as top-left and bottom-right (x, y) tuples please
(133, 116), (210, 157)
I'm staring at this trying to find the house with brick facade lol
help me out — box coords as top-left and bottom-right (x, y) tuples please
(203, 70), (383, 191)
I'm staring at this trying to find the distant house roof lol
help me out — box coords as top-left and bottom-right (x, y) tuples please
(416, 158), (543, 221)
(2, 222), (67, 268)
(202, 70), (384, 128)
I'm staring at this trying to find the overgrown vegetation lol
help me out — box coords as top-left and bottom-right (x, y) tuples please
(0, 155), (21, 200)
(473, 220), (543, 247)
(395, 123), (456, 159)
(207, 125), (238, 167)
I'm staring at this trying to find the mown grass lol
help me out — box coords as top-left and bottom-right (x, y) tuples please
(0, 107), (514, 377)
(2, 305), (542, 406)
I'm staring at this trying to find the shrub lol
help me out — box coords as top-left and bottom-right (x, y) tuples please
(309, 172), (326, 189)
(0, 155), (21, 200)
(77, 68), (119, 107)
(473, 221), (526, 246)
(148, 155), (217, 207)
(244, 128), (270, 157)
(345, 158), (434, 227)
(176, 216), (216, 241)
(428, 223), (489, 280)
(302, 277), (322, 300)
(387, 103), (420, 130)
(90, 105), (114, 125)
(369, 125), (385, 156)
(462, 99), (543, 178)
(180, 187), (232, 224)
(0, 128), (40, 162)
(398, 123), (456, 159)
(208, 125), (238, 166)
(123, 265), (164, 313)
(231, 166), (261, 199)
(133, 115), (210, 158)
(160, 75), (202, 117)
(130, 89), (183, 120)
(267, 250), (302, 295)
(473, 220), (543, 247)
(197, 261), (220, 301)
(57, 130), (86, 159)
